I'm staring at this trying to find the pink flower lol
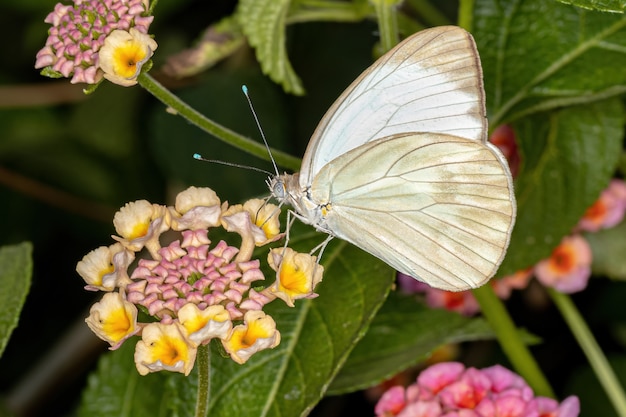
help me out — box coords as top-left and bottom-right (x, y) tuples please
(577, 179), (626, 232)
(495, 269), (533, 297)
(534, 235), (592, 293)
(398, 270), (532, 317)
(533, 396), (580, 417)
(418, 362), (467, 397)
(398, 274), (479, 316)
(438, 368), (491, 410)
(375, 386), (407, 416)
(35, 0), (154, 84)
(374, 362), (579, 417)
(426, 289), (480, 316)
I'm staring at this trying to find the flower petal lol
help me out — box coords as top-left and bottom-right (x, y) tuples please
(85, 292), (139, 349)
(99, 28), (157, 87)
(178, 303), (232, 346)
(222, 310), (280, 364)
(134, 322), (196, 376)
(267, 248), (323, 307)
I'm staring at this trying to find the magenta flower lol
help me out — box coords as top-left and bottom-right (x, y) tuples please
(375, 362), (579, 417)
(35, 0), (154, 84)
(534, 235), (592, 293)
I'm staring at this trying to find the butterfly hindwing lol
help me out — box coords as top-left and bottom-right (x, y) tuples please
(310, 133), (515, 291)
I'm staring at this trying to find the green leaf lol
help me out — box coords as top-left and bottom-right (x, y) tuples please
(40, 67), (63, 79)
(555, 0), (626, 13)
(587, 221), (626, 279)
(475, 0), (626, 125)
(162, 17), (246, 78)
(79, 342), (170, 417)
(327, 292), (495, 394)
(0, 242), (32, 358)
(236, 0), (306, 95)
(498, 99), (624, 275)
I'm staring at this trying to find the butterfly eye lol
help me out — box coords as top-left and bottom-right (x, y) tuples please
(272, 178), (286, 200)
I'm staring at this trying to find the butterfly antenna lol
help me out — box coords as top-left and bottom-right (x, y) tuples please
(242, 85), (280, 176)
(193, 153), (273, 176)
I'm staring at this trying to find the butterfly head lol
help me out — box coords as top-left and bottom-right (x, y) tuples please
(268, 173), (300, 204)
(268, 175), (286, 202)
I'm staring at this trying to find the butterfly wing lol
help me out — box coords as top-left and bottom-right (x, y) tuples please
(310, 133), (516, 291)
(299, 26), (487, 189)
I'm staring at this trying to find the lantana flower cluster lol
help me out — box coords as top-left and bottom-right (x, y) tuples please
(35, 0), (156, 87)
(77, 186), (323, 375)
(403, 124), (626, 315)
(375, 362), (579, 417)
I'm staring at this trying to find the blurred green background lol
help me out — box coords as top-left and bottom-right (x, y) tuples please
(1, 1), (626, 416)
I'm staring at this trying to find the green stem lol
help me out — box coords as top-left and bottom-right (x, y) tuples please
(548, 289), (626, 416)
(137, 72), (301, 172)
(195, 344), (210, 417)
(288, 0), (372, 24)
(404, 0), (451, 27)
(373, 0), (400, 53)
(457, 0), (475, 31)
(472, 284), (555, 397)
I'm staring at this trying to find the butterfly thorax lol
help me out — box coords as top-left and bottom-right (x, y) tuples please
(269, 173), (333, 234)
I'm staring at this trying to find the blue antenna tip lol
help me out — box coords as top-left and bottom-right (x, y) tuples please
(193, 153), (202, 159)
(242, 85), (248, 95)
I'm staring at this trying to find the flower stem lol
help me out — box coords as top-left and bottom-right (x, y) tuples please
(472, 284), (555, 397)
(404, 0), (451, 27)
(137, 72), (302, 172)
(372, 0), (401, 53)
(548, 288), (626, 416)
(457, 0), (475, 31)
(195, 344), (210, 417)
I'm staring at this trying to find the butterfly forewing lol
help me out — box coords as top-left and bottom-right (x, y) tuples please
(311, 133), (515, 291)
(299, 26), (487, 188)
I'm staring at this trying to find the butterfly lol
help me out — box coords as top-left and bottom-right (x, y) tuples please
(269, 26), (516, 292)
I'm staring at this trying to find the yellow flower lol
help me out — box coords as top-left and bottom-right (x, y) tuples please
(221, 199), (282, 246)
(76, 243), (134, 291)
(85, 292), (139, 349)
(134, 322), (197, 376)
(178, 303), (232, 346)
(222, 310), (280, 364)
(99, 28), (157, 87)
(112, 200), (169, 257)
(243, 199), (281, 242)
(170, 186), (224, 231)
(76, 246), (115, 291)
(267, 248), (324, 307)
(221, 199), (283, 262)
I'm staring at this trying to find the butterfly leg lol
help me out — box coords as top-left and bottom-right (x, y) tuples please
(273, 210), (298, 277)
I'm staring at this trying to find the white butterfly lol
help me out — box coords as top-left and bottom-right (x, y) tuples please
(269, 26), (516, 292)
